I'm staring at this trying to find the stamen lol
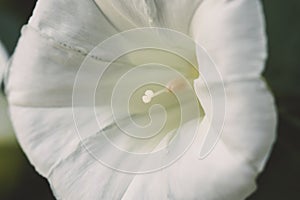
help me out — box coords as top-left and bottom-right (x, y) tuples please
(142, 78), (188, 104)
(142, 89), (168, 104)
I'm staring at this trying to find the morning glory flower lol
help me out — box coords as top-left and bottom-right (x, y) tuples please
(5, 0), (276, 199)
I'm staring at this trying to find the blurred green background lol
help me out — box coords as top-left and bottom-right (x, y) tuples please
(0, 0), (299, 199)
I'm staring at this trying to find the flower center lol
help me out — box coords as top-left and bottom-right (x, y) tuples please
(95, 48), (203, 153)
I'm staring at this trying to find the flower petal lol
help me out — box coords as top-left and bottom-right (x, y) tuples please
(0, 41), (8, 81)
(218, 79), (277, 172)
(191, 0), (267, 81)
(0, 42), (14, 138)
(29, 0), (117, 51)
(118, 79), (277, 200)
(94, 0), (203, 33)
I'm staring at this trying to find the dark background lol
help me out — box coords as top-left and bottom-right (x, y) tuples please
(0, 0), (299, 199)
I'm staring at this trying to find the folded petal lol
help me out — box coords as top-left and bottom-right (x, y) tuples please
(29, 0), (117, 51)
(94, 0), (203, 33)
(191, 0), (267, 81)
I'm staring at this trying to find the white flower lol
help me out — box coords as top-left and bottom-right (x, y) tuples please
(6, 0), (276, 200)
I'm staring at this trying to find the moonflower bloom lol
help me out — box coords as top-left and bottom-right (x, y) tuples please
(5, 0), (276, 199)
